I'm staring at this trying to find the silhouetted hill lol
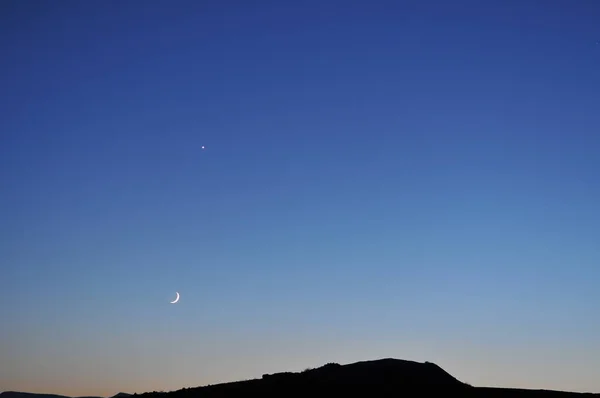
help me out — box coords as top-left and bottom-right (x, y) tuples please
(134, 358), (599, 397)
(5, 359), (599, 398)
(0, 392), (128, 398)
(0, 393), (72, 398)
(109, 394), (131, 398)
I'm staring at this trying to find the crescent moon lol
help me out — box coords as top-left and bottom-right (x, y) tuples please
(170, 292), (180, 304)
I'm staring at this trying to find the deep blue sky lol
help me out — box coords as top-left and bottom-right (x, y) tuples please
(1, 0), (599, 395)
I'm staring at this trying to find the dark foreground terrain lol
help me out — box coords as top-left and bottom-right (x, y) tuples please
(3, 359), (598, 398)
(140, 358), (599, 398)
(0, 393), (131, 398)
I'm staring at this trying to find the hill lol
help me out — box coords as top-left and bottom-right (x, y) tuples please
(5, 359), (599, 398)
(0, 392), (130, 398)
(0, 393), (73, 398)
(135, 358), (598, 397)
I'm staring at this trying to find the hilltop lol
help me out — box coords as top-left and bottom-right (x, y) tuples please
(135, 358), (598, 397)
(5, 359), (599, 398)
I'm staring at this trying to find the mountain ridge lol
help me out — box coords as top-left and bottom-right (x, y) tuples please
(4, 358), (599, 397)
(0, 392), (131, 398)
(138, 358), (599, 397)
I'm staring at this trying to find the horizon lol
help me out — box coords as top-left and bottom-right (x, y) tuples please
(2, 357), (600, 396)
(1, 0), (599, 396)
(0, 391), (130, 397)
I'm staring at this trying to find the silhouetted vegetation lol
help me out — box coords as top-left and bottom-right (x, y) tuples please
(134, 358), (598, 398)
(2, 359), (598, 398)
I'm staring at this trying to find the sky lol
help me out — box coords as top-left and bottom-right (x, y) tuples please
(1, 0), (599, 395)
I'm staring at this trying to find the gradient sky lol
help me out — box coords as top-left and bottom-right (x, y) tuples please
(1, 0), (600, 396)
